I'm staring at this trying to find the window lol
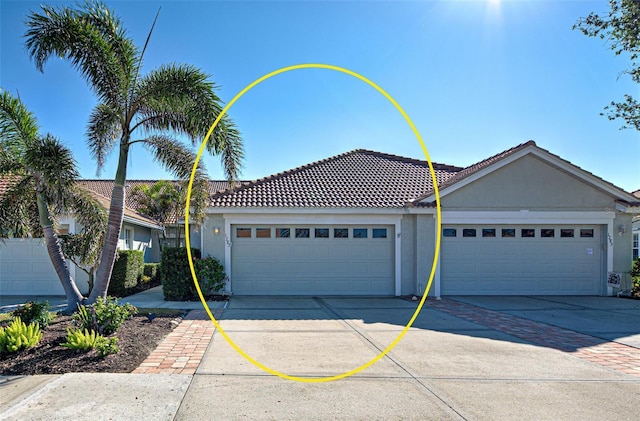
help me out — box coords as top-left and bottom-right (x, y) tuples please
(634, 233), (639, 260)
(122, 228), (133, 249)
(256, 228), (271, 238)
(502, 228), (515, 238)
(541, 228), (555, 238)
(561, 229), (574, 238)
(580, 228), (594, 238)
(315, 228), (329, 238)
(236, 228), (251, 238)
(334, 228), (349, 238)
(482, 228), (496, 238)
(443, 228), (457, 237)
(295, 228), (310, 238)
(353, 228), (368, 238)
(521, 228), (535, 238)
(463, 228), (476, 237)
(372, 228), (387, 238)
(57, 224), (70, 235)
(276, 228), (290, 238)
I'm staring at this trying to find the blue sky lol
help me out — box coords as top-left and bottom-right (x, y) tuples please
(1, 0), (638, 192)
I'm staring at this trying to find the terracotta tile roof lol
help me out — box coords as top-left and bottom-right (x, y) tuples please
(0, 175), (159, 228)
(210, 149), (462, 208)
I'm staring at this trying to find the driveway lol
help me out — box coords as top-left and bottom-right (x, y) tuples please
(175, 296), (640, 420)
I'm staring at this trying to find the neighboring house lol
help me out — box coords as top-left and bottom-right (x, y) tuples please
(0, 185), (161, 296)
(77, 180), (236, 260)
(201, 141), (639, 297)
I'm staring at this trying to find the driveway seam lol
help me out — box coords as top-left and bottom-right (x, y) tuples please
(314, 298), (470, 421)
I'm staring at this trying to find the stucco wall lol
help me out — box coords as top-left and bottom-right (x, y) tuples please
(401, 215), (415, 295)
(613, 213), (634, 274)
(415, 214), (437, 296)
(442, 155), (615, 211)
(201, 214), (226, 265)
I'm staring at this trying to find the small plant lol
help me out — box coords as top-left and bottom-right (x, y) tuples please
(73, 297), (137, 335)
(0, 317), (42, 353)
(95, 336), (119, 356)
(61, 328), (98, 351)
(194, 255), (227, 294)
(11, 301), (53, 328)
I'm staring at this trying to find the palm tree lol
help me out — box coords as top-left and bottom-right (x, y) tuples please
(24, 1), (244, 303)
(0, 91), (107, 313)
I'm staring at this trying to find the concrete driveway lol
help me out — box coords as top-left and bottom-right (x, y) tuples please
(176, 296), (640, 420)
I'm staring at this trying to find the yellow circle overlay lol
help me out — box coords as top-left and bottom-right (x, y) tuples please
(185, 63), (442, 383)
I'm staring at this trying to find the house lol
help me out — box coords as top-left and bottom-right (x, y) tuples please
(2, 141), (637, 297)
(633, 190), (640, 261)
(0, 185), (162, 296)
(200, 141), (638, 297)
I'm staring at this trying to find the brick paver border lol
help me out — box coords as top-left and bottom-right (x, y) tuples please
(426, 298), (640, 378)
(133, 309), (222, 375)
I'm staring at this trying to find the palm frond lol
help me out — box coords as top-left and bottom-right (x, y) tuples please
(141, 134), (206, 179)
(210, 114), (244, 182)
(25, 134), (79, 213)
(0, 91), (38, 154)
(24, 1), (137, 107)
(133, 64), (222, 139)
(0, 176), (40, 238)
(87, 102), (121, 174)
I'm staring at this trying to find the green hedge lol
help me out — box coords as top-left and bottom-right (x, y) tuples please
(143, 263), (161, 287)
(160, 247), (201, 301)
(108, 250), (144, 297)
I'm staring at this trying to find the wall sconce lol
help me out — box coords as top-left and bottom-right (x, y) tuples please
(213, 226), (221, 236)
(617, 224), (627, 236)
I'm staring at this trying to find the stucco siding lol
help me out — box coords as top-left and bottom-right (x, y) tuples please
(441, 155), (615, 211)
(401, 215), (415, 295)
(201, 215), (226, 264)
(614, 213), (634, 273)
(415, 214), (437, 296)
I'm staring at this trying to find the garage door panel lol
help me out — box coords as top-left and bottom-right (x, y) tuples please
(442, 225), (602, 295)
(231, 224), (394, 295)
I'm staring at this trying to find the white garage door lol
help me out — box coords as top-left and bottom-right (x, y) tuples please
(231, 225), (394, 295)
(0, 238), (64, 295)
(441, 225), (603, 295)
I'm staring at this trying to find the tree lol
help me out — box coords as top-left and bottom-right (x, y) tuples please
(574, 0), (640, 131)
(0, 90), (106, 313)
(24, 1), (244, 303)
(131, 179), (210, 249)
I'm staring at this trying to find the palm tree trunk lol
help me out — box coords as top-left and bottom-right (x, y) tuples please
(36, 193), (84, 313)
(87, 142), (128, 303)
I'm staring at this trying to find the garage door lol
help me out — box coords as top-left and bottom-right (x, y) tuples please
(0, 238), (64, 295)
(441, 225), (603, 295)
(231, 225), (394, 295)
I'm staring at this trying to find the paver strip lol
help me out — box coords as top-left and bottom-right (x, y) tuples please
(426, 298), (640, 378)
(133, 309), (221, 375)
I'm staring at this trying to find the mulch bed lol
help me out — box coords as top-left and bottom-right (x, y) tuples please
(0, 313), (179, 375)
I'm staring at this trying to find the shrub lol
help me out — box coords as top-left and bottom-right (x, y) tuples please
(11, 301), (53, 328)
(0, 317), (42, 353)
(160, 247), (201, 301)
(632, 258), (640, 294)
(194, 255), (227, 294)
(143, 263), (161, 286)
(74, 297), (137, 335)
(108, 250), (144, 297)
(61, 328), (99, 351)
(96, 336), (119, 357)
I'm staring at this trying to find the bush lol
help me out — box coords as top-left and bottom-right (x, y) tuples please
(194, 255), (227, 294)
(11, 301), (53, 328)
(632, 258), (640, 294)
(96, 336), (119, 357)
(61, 328), (99, 351)
(73, 297), (137, 336)
(0, 317), (42, 353)
(160, 247), (201, 301)
(62, 328), (120, 357)
(143, 263), (161, 287)
(108, 250), (144, 297)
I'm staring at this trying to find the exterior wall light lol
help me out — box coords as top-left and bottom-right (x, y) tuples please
(617, 225), (627, 236)
(213, 226), (221, 235)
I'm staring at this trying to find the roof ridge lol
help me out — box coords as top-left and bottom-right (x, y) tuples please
(353, 149), (464, 171)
